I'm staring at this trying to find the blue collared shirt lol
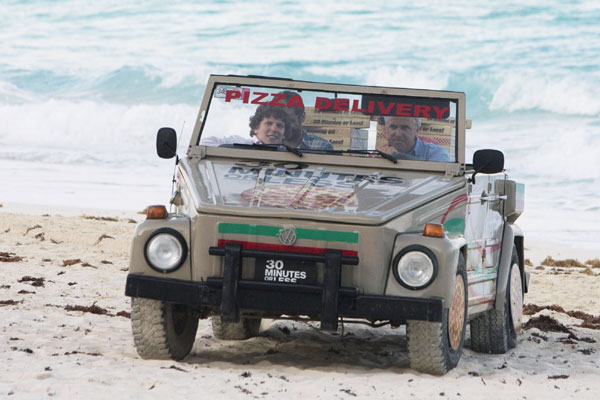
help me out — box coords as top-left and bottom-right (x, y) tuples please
(299, 130), (333, 150)
(393, 138), (451, 162)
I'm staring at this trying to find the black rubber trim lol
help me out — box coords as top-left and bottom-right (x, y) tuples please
(125, 274), (444, 324)
(321, 250), (342, 330)
(209, 245), (358, 331)
(391, 245), (439, 290)
(220, 242), (241, 322)
(143, 228), (188, 274)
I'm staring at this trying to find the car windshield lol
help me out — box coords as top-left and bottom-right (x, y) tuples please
(199, 83), (458, 163)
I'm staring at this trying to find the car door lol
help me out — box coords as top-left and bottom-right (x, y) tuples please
(465, 173), (506, 312)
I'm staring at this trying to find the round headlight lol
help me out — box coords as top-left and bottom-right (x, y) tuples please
(144, 230), (187, 273)
(393, 247), (438, 289)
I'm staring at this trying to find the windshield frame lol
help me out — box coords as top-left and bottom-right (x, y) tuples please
(189, 75), (466, 172)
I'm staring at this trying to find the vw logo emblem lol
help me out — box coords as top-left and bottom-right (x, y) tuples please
(279, 227), (297, 246)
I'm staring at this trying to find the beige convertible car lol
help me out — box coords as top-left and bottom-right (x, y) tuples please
(125, 75), (527, 375)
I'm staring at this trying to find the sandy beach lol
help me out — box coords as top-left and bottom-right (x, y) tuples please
(1, 202), (599, 399)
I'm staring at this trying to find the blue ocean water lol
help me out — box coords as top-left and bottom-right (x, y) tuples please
(1, 1), (599, 247)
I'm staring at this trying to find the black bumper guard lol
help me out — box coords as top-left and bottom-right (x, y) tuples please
(125, 243), (444, 330)
(210, 242), (359, 330)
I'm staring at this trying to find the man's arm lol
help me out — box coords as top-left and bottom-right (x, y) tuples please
(301, 131), (333, 150)
(426, 144), (451, 162)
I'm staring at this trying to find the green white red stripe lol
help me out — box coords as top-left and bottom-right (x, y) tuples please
(217, 223), (359, 256)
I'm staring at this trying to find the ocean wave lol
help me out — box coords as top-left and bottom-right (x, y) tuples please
(0, 81), (43, 104)
(2, 1), (599, 105)
(467, 116), (600, 182)
(5, 66), (600, 119)
(0, 149), (107, 165)
(1, 0), (598, 244)
(490, 72), (600, 116)
(0, 100), (196, 154)
(300, 64), (450, 91)
(0, 67), (208, 106)
(2, 1), (600, 117)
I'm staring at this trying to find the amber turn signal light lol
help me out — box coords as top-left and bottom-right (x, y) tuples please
(146, 205), (168, 220)
(423, 223), (444, 238)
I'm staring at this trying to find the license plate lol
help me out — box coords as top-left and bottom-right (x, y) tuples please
(255, 258), (317, 284)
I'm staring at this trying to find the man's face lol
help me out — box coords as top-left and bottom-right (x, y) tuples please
(254, 116), (285, 144)
(283, 109), (303, 147)
(384, 117), (418, 153)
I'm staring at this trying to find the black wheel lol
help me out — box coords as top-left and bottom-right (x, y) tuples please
(131, 297), (199, 360)
(407, 253), (468, 375)
(470, 247), (522, 353)
(211, 316), (262, 340)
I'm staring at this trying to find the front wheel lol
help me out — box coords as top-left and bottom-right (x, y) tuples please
(407, 253), (468, 375)
(130, 297), (199, 360)
(211, 316), (262, 340)
(470, 247), (522, 353)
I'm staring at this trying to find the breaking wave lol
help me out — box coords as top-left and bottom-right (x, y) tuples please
(490, 72), (600, 116)
(1, 0), (599, 241)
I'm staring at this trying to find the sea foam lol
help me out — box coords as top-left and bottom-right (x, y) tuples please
(1, 0), (599, 244)
(0, 100), (196, 157)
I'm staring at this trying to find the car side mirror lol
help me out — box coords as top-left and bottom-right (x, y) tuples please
(470, 149), (504, 184)
(156, 127), (177, 159)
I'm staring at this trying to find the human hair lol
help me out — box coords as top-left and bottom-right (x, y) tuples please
(381, 116), (421, 130)
(279, 90), (304, 121)
(249, 105), (291, 137)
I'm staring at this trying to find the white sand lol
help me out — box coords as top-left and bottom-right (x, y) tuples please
(1, 203), (599, 399)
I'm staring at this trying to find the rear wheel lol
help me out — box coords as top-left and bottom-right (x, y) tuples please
(470, 247), (522, 353)
(211, 316), (262, 340)
(407, 253), (467, 375)
(131, 297), (199, 360)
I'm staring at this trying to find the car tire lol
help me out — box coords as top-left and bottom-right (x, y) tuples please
(211, 316), (262, 340)
(470, 247), (522, 353)
(131, 297), (199, 360)
(407, 253), (468, 375)
(507, 248), (523, 349)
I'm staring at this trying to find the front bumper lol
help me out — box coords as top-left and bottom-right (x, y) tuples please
(125, 243), (443, 330)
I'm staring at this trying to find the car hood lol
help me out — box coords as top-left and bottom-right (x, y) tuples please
(188, 158), (464, 225)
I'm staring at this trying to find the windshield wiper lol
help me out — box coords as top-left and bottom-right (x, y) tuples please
(309, 148), (397, 164)
(228, 142), (303, 157)
(348, 149), (397, 164)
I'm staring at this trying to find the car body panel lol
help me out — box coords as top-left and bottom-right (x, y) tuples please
(182, 156), (465, 225)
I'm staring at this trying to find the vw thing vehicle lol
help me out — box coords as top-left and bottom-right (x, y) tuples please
(125, 75), (527, 375)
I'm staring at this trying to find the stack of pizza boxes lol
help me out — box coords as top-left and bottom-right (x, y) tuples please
(303, 108), (370, 150)
(416, 118), (455, 155)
